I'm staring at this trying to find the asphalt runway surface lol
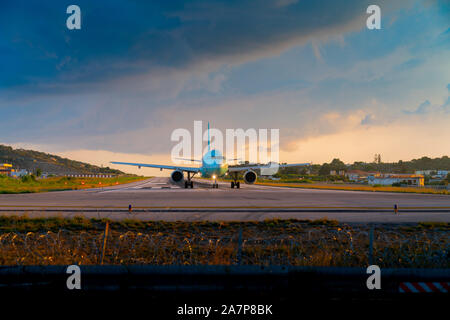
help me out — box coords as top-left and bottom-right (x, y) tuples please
(1, 177), (449, 222)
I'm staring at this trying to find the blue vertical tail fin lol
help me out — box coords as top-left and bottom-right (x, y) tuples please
(208, 122), (210, 152)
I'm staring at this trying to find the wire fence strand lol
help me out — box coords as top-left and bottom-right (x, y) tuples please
(0, 226), (448, 267)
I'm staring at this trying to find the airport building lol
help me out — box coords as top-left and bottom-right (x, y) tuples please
(329, 170), (346, 176)
(368, 174), (425, 187)
(415, 169), (449, 178)
(1, 164), (30, 177)
(0, 163), (13, 176)
(346, 170), (380, 183)
(415, 170), (434, 176)
(10, 169), (29, 178)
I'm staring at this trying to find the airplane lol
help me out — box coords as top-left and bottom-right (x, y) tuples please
(111, 123), (310, 189)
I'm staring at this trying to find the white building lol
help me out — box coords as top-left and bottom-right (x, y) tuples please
(346, 170), (380, 183)
(10, 169), (29, 178)
(437, 170), (449, 177)
(368, 174), (424, 187)
(415, 170), (449, 178)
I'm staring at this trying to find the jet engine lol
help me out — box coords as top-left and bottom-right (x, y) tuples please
(171, 170), (184, 183)
(243, 170), (257, 184)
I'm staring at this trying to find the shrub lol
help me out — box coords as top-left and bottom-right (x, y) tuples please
(58, 176), (74, 182)
(20, 174), (36, 183)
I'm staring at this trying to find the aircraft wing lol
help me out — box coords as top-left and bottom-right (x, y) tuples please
(110, 161), (201, 173)
(228, 163), (310, 172)
(174, 158), (202, 163)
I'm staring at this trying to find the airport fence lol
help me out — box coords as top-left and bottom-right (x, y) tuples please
(0, 225), (448, 267)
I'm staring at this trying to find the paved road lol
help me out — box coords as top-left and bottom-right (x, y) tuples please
(0, 177), (449, 222)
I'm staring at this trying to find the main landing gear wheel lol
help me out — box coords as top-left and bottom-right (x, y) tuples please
(231, 181), (240, 188)
(231, 181), (235, 188)
(212, 183), (218, 188)
(184, 172), (195, 189)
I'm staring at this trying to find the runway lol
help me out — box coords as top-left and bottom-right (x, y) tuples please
(1, 177), (449, 223)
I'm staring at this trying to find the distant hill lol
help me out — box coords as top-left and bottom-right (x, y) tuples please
(0, 145), (123, 175)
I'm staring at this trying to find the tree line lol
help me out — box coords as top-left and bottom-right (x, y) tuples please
(279, 156), (450, 176)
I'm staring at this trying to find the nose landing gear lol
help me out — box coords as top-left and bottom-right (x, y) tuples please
(212, 175), (219, 188)
(230, 181), (240, 188)
(230, 173), (240, 188)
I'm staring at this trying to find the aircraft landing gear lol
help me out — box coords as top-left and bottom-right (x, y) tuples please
(230, 173), (240, 188)
(211, 175), (219, 189)
(185, 172), (195, 188)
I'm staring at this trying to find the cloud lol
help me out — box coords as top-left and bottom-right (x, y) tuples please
(14, 106), (450, 175)
(393, 58), (425, 72)
(361, 114), (375, 125)
(0, 0), (411, 96)
(283, 112), (450, 164)
(403, 86), (450, 115)
(1, 0), (448, 165)
(404, 100), (431, 114)
(441, 92), (450, 112)
(274, 0), (299, 7)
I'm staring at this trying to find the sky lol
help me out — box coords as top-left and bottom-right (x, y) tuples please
(0, 0), (449, 175)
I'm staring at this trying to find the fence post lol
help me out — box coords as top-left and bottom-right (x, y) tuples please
(368, 225), (374, 265)
(100, 221), (109, 265)
(237, 226), (243, 265)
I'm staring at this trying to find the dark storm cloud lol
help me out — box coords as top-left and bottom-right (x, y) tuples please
(0, 0), (400, 96)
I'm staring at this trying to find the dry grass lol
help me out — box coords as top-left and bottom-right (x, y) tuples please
(0, 216), (448, 267)
(255, 182), (450, 195)
(0, 175), (147, 194)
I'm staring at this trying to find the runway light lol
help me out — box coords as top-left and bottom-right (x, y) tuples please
(212, 175), (216, 179)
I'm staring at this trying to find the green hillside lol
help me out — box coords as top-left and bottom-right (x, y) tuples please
(0, 145), (123, 175)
